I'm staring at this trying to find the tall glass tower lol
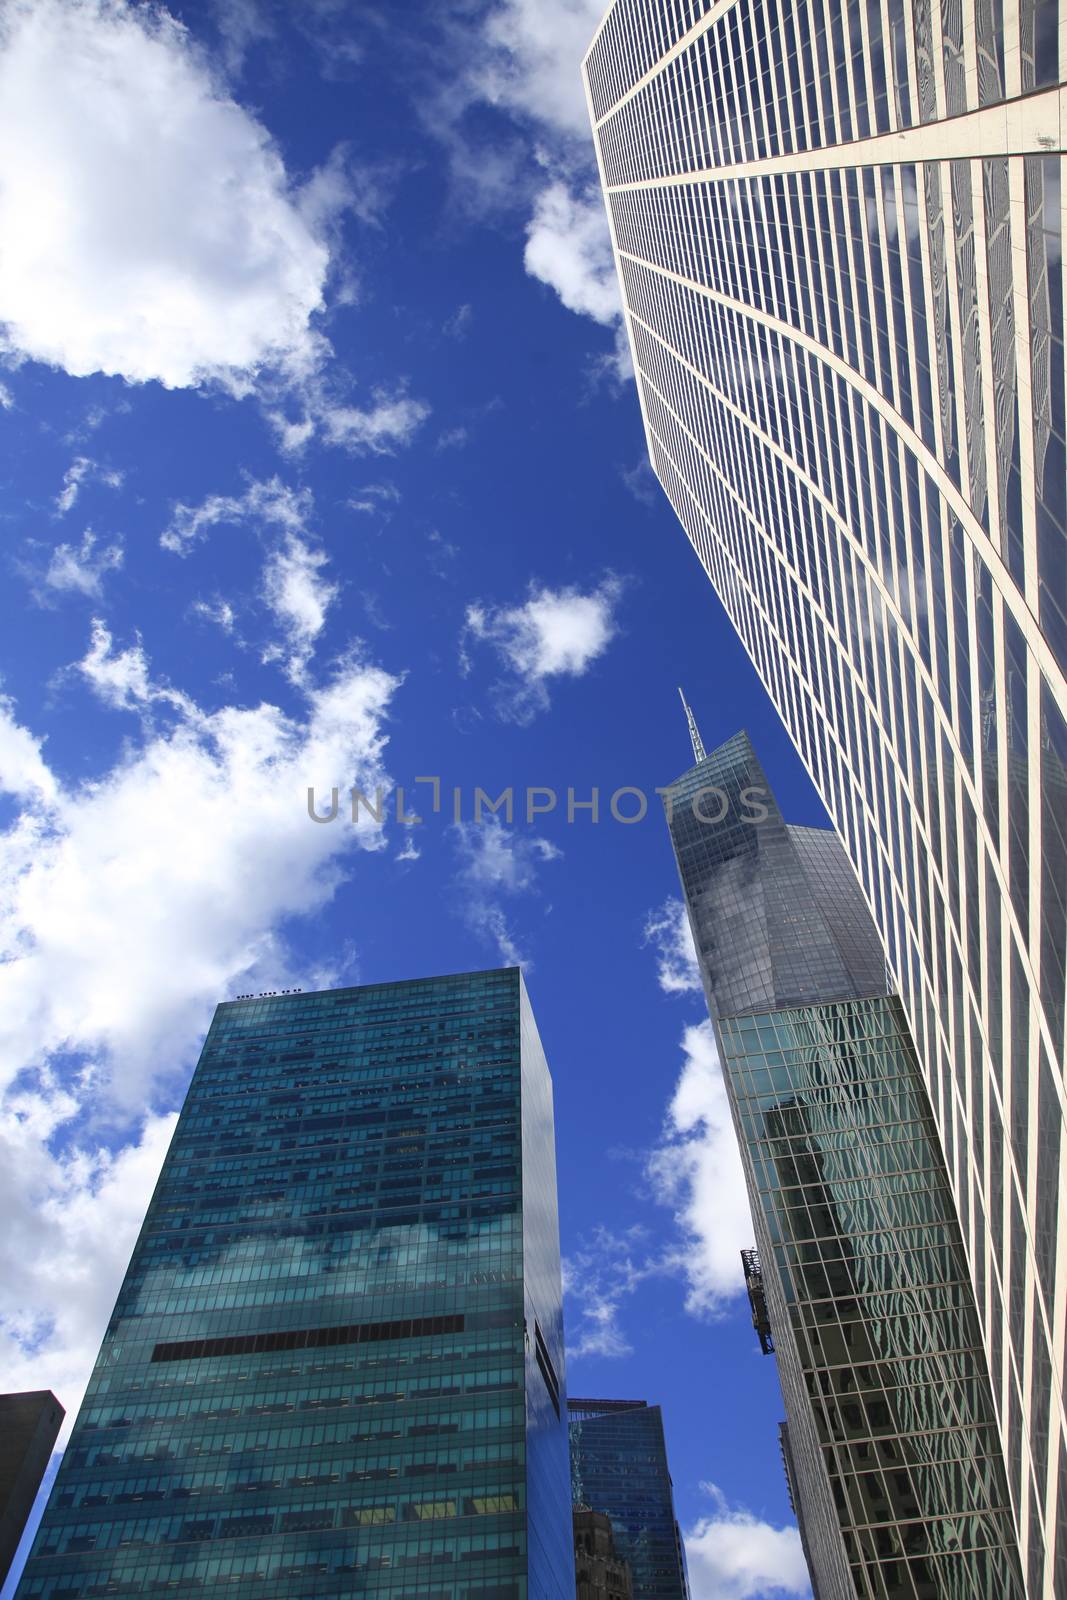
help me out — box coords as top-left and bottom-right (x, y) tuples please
(568, 1399), (689, 1600)
(662, 727), (1024, 1598)
(15, 968), (573, 1600)
(583, 6), (1067, 1591)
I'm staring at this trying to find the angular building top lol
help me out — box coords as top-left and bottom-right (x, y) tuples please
(0, 1393), (64, 1591)
(662, 727), (1025, 1597)
(663, 730), (886, 1019)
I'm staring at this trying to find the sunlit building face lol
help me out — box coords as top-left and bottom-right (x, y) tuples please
(584, 4), (1067, 1593)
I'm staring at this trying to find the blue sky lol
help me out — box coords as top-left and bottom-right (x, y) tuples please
(0, 3), (827, 1594)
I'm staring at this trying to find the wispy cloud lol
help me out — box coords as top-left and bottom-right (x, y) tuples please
(461, 575), (623, 723)
(54, 456), (123, 516)
(564, 1225), (669, 1360)
(642, 898), (702, 995)
(44, 529), (124, 600)
(348, 482), (401, 516)
(451, 817), (560, 966)
(161, 476), (310, 556)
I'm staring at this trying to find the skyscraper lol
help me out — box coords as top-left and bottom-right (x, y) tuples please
(0, 1393), (64, 1589)
(662, 727), (1024, 1598)
(15, 968), (573, 1600)
(583, 7), (1067, 1591)
(568, 1399), (689, 1599)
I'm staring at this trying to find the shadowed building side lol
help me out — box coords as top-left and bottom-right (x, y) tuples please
(661, 726), (1023, 1599)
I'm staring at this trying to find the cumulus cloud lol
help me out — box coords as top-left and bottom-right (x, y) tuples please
(461, 575), (623, 722)
(0, 1105), (178, 1441)
(451, 817), (560, 966)
(0, 0), (332, 391)
(0, 638), (398, 1420)
(684, 1485), (810, 1600)
(525, 183), (620, 326)
(643, 898), (702, 995)
(470, 0), (631, 376)
(44, 529), (124, 599)
(647, 1022), (753, 1312)
(0, 695), (57, 802)
(1, 643), (396, 1106)
(476, 0), (603, 138)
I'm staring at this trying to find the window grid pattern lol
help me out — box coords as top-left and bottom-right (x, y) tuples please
(663, 734), (1024, 1596)
(585, 3), (1067, 1591)
(568, 1402), (690, 1599)
(720, 996), (1025, 1600)
(15, 970), (573, 1600)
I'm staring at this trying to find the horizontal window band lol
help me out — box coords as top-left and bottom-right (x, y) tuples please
(151, 1313), (466, 1363)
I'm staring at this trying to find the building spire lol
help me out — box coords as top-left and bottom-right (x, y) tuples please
(678, 686), (707, 763)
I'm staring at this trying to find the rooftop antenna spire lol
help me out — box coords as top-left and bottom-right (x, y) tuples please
(678, 687), (707, 763)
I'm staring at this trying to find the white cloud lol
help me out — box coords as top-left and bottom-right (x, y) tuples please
(77, 617), (160, 711)
(467, 1), (631, 374)
(684, 1485), (810, 1600)
(0, 696), (57, 802)
(163, 477), (341, 680)
(0, 0), (334, 391)
(314, 392), (431, 455)
(477, 0), (603, 140)
(0, 1103), (178, 1441)
(643, 898), (702, 995)
(436, 425), (469, 452)
(190, 596), (238, 632)
(525, 183), (620, 326)
(161, 475), (310, 555)
(44, 529), (124, 599)
(462, 575), (623, 722)
(563, 1225), (666, 1360)
(0, 377), (13, 408)
(348, 481), (401, 515)
(55, 456), (123, 516)
(451, 817), (560, 965)
(0, 639), (398, 1418)
(261, 534), (339, 682)
(647, 1022), (753, 1313)
(2, 636), (397, 1106)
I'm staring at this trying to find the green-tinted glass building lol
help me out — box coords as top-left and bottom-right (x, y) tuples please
(16, 967), (573, 1600)
(568, 1400), (689, 1600)
(663, 727), (1024, 1600)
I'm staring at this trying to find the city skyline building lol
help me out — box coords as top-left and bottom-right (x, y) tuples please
(662, 728), (1024, 1598)
(568, 1399), (689, 1600)
(572, 1507), (635, 1600)
(0, 1393), (64, 1591)
(583, 5), (1067, 1591)
(14, 967), (573, 1600)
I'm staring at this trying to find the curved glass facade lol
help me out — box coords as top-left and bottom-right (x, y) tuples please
(585, 4), (1067, 1591)
(15, 969), (573, 1600)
